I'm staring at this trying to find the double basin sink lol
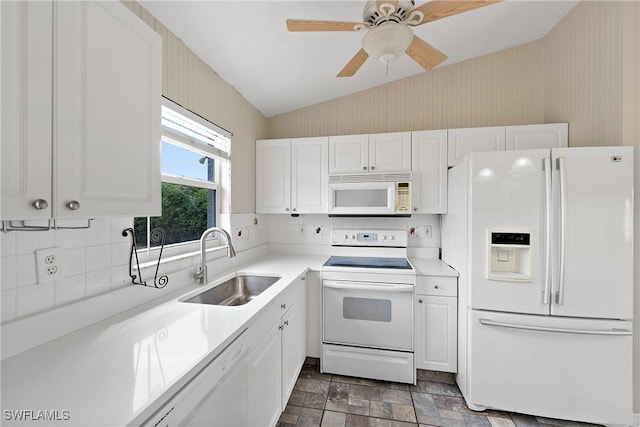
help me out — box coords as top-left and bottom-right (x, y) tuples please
(182, 274), (280, 306)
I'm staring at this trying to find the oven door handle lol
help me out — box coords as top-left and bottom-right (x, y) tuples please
(323, 281), (414, 293)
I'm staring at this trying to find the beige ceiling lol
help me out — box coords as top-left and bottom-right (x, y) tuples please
(140, 1), (578, 118)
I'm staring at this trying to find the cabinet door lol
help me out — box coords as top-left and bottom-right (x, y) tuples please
(256, 139), (291, 214)
(1, 2), (53, 220)
(329, 135), (368, 174)
(248, 321), (282, 427)
(291, 137), (328, 214)
(369, 132), (412, 173)
(506, 123), (568, 150)
(411, 130), (447, 214)
(415, 295), (457, 372)
(281, 298), (306, 410)
(54, 2), (161, 218)
(447, 126), (506, 167)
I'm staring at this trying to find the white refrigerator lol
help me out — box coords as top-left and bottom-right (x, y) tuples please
(442, 147), (634, 425)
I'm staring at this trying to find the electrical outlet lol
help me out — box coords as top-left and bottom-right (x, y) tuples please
(36, 247), (62, 284)
(416, 226), (432, 239)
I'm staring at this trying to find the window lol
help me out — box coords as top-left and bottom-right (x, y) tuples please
(134, 98), (231, 252)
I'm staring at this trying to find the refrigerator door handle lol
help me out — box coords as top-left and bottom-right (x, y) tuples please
(557, 157), (567, 305)
(543, 158), (552, 305)
(479, 319), (632, 336)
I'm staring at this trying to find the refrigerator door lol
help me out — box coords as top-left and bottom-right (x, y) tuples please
(551, 147), (634, 319)
(468, 309), (633, 425)
(468, 149), (551, 315)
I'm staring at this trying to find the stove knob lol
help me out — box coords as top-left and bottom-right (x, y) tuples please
(351, 235), (356, 240)
(344, 234), (349, 240)
(381, 235), (388, 240)
(389, 235), (395, 240)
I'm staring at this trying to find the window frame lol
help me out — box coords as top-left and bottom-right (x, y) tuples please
(135, 98), (231, 261)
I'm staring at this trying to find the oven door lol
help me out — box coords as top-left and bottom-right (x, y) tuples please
(323, 280), (413, 351)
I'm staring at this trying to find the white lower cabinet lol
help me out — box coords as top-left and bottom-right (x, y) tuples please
(415, 275), (458, 373)
(247, 276), (306, 426)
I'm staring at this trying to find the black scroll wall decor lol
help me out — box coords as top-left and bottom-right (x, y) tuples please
(122, 227), (168, 289)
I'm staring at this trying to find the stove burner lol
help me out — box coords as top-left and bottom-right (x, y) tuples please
(324, 256), (412, 270)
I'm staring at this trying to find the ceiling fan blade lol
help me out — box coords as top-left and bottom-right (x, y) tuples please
(405, 35), (447, 71)
(408, 1), (500, 26)
(286, 19), (368, 32)
(337, 49), (369, 77)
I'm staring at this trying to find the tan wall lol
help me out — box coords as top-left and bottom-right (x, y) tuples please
(266, 1), (640, 414)
(123, 1), (268, 214)
(268, 40), (545, 138)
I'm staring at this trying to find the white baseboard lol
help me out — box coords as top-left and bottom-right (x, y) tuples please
(633, 412), (640, 427)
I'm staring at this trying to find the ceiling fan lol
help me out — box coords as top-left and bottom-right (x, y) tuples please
(287, 0), (500, 77)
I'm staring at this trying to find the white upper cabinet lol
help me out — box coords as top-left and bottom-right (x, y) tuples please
(447, 126), (506, 167)
(1, 2), (53, 221)
(368, 132), (412, 173)
(291, 137), (329, 214)
(329, 132), (412, 174)
(256, 137), (328, 214)
(411, 130), (448, 214)
(256, 139), (291, 214)
(328, 134), (369, 174)
(1, 1), (161, 221)
(505, 123), (568, 150)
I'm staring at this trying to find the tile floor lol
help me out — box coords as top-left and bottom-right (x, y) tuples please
(277, 358), (601, 427)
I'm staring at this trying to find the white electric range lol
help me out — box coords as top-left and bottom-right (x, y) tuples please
(321, 229), (416, 384)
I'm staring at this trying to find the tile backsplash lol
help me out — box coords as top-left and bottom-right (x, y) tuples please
(1, 218), (134, 323)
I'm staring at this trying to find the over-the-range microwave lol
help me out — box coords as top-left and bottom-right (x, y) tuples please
(328, 175), (411, 216)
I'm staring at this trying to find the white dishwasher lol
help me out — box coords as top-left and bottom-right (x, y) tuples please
(142, 330), (248, 427)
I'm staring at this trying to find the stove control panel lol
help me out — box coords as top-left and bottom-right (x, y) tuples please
(332, 229), (408, 247)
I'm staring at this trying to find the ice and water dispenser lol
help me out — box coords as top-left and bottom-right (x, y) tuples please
(487, 231), (531, 282)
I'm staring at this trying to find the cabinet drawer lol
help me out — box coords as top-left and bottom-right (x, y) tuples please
(416, 276), (457, 296)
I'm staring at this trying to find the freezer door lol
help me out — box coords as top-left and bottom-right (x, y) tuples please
(468, 149), (551, 315)
(551, 147), (634, 319)
(467, 310), (633, 425)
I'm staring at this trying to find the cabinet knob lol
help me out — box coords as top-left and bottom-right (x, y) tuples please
(301, 277), (306, 281)
(281, 303), (286, 309)
(279, 325), (284, 331)
(284, 320), (289, 326)
(292, 208), (297, 212)
(285, 208), (290, 212)
(363, 166), (367, 170)
(32, 199), (48, 210)
(414, 207), (418, 212)
(66, 200), (80, 211)
(370, 166), (375, 171)
(434, 285), (439, 289)
(418, 299), (423, 303)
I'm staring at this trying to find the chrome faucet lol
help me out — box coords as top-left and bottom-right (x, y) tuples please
(195, 227), (236, 284)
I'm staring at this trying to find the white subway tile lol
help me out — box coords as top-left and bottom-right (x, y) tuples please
(1, 256), (17, 290)
(111, 242), (131, 267)
(62, 247), (87, 277)
(1, 289), (17, 323)
(86, 219), (112, 246)
(16, 283), (55, 318)
(16, 230), (55, 255)
(86, 245), (112, 272)
(55, 274), (86, 305)
(86, 269), (112, 296)
(16, 254), (37, 287)
(1, 232), (16, 257)
(55, 227), (87, 249)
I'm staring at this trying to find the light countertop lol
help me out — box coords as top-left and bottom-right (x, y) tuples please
(1, 254), (455, 426)
(1, 254), (326, 427)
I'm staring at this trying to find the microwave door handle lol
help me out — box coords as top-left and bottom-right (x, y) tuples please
(323, 281), (414, 293)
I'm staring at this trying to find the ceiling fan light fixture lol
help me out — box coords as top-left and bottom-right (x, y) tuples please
(362, 23), (413, 64)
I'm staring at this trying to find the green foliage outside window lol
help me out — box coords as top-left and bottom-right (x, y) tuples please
(134, 182), (209, 248)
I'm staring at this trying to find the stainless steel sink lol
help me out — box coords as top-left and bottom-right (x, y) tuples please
(182, 274), (280, 306)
